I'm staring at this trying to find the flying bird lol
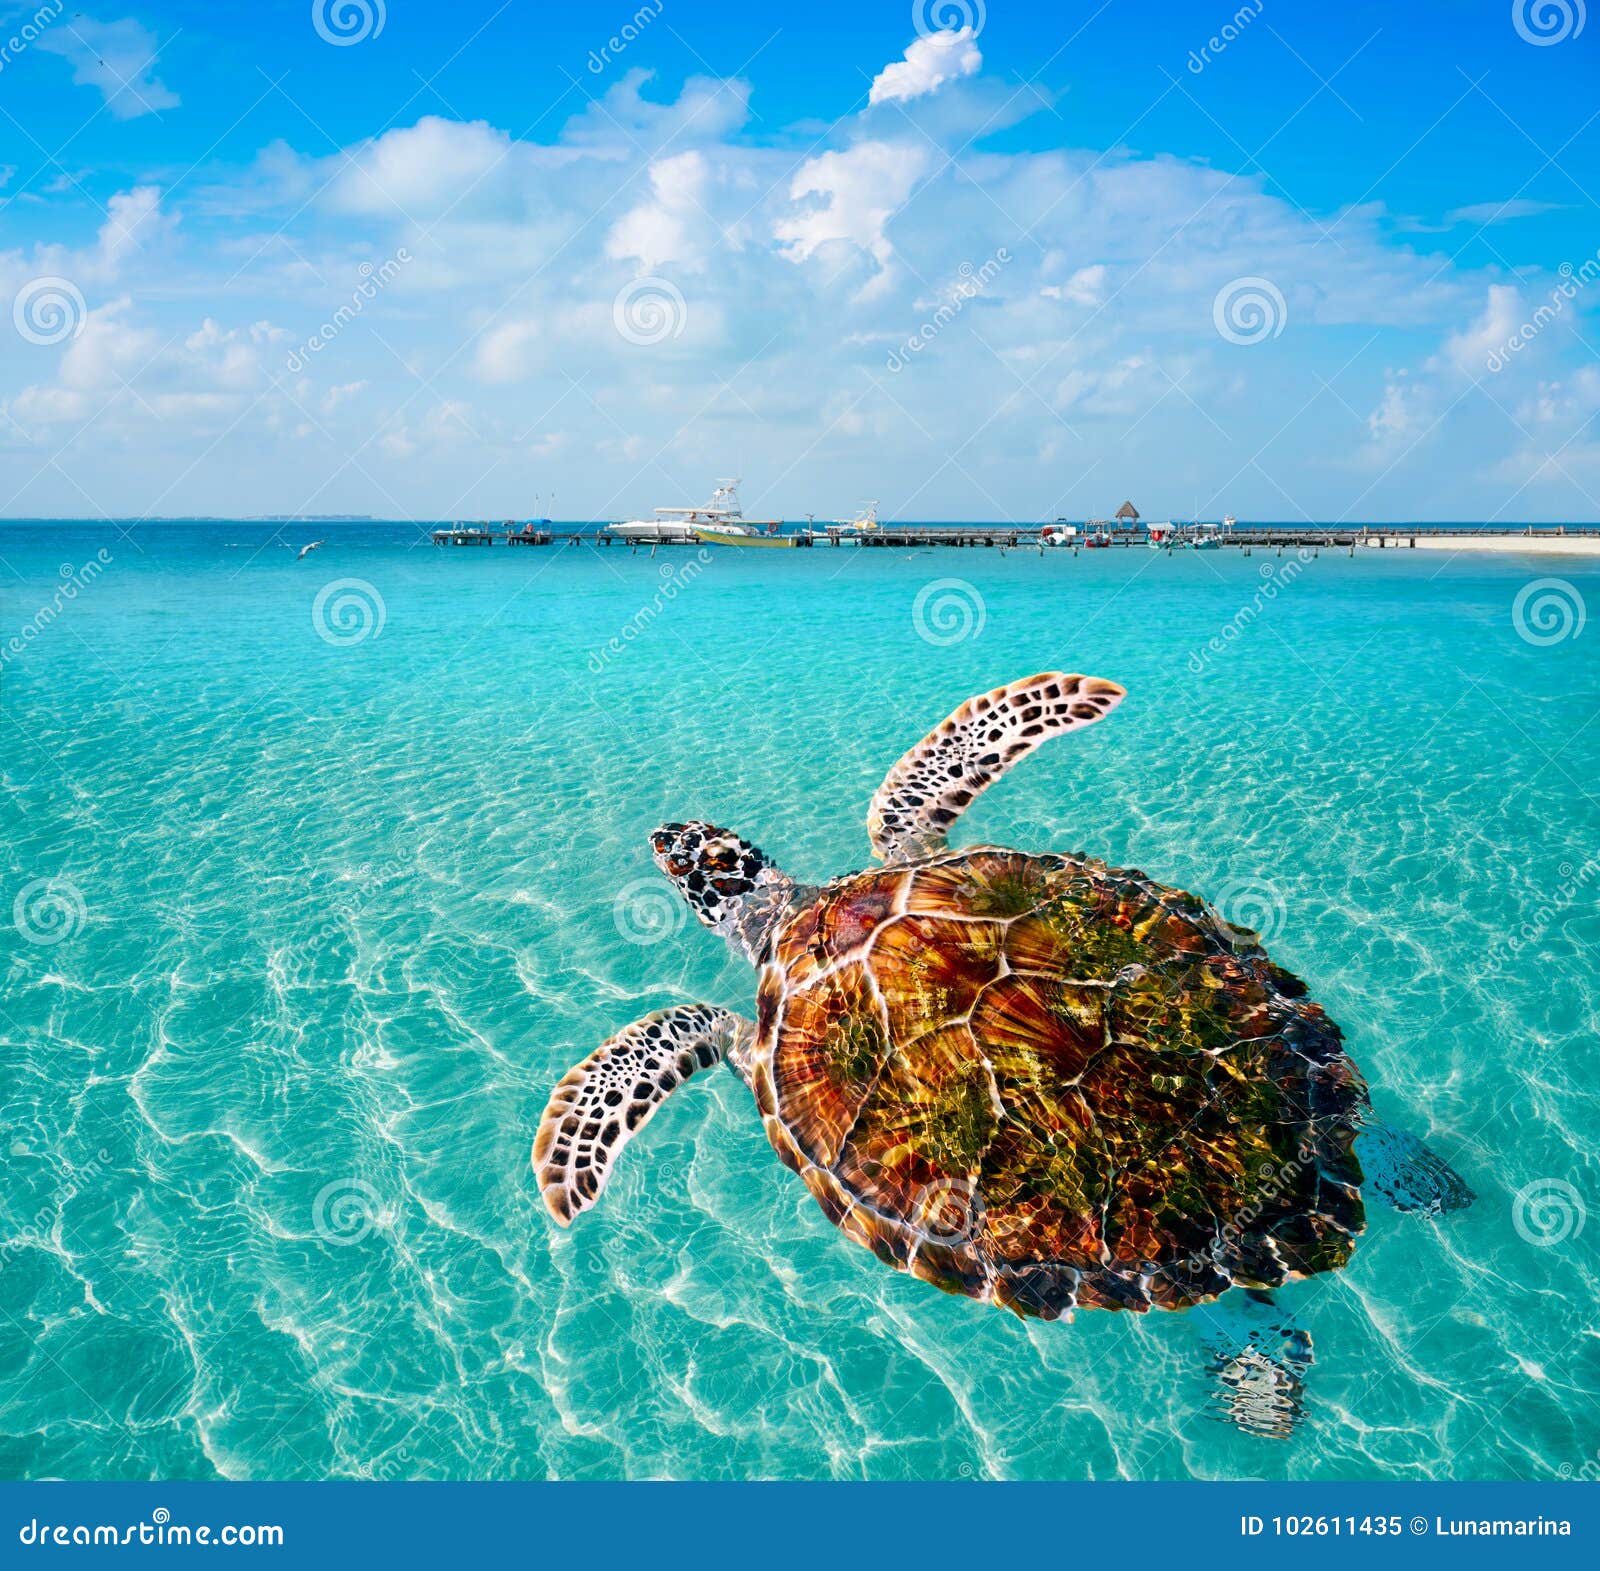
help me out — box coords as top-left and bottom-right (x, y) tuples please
(296, 540), (326, 561)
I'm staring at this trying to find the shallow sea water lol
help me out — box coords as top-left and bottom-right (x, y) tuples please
(1, 522), (1596, 1481)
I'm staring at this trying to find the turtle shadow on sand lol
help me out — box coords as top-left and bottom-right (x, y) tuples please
(534, 672), (1474, 1437)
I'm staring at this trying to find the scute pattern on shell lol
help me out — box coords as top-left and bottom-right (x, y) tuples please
(752, 847), (1367, 1319)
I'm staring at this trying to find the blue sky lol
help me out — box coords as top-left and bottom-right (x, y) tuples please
(1, 0), (1597, 520)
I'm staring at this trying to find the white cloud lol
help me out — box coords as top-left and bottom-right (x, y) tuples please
(1361, 285), (1538, 463)
(96, 186), (174, 272)
(1041, 265), (1108, 306)
(561, 71), (751, 151)
(473, 319), (541, 383)
(326, 117), (516, 220)
(377, 401), (478, 460)
(37, 16), (178, 121)
(869, 29), (982, 106)
(0, 184), (173, 317)
(1367, 374), (1424, 447)
(1054, 356), (1161, 418)
(1447, 199), (1566, 226)
(321, 381), (366, 413)
(1522, 367), (1600, 427)
(1437, 284), (1523, 378)
(4, 62), (1596, 521)
(8, 300), (287, 437)
(607, 151), (723, 272)
(774, 141), (931, 295)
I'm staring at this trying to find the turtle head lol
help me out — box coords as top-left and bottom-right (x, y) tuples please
(650, 821), (797, 965)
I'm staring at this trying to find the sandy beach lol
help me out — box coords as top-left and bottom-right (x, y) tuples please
(1382, 536), (1600, 557)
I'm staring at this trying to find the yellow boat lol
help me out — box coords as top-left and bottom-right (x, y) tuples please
(694, 526), (796, 548)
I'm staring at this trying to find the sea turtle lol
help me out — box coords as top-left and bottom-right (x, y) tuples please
(535, 673), (1472, 1435)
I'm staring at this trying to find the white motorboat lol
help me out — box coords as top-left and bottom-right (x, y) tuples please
(1150, 520), (1223, 550)
(607, 479), (780, 543)
(829, 501), (881, 544)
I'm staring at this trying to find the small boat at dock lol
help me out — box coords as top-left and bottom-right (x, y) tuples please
(609, 479), (781, 544)
(1149, 520), (1223, 550)
(694, 523), (797, 548)
(818, 501), (881, 546)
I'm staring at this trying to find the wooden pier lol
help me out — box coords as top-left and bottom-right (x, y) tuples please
(433, 523), (1599, 551)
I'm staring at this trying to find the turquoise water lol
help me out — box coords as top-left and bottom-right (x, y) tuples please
(1, 522), (1596, 1481)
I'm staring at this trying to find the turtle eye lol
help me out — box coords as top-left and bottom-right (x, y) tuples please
(666, 856), (692, 877)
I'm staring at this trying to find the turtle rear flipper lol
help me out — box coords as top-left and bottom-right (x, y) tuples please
(534, 1005), (752, 1225)
(1194, 1290), (1314, 1440)
(1356, 1120), (1475, 1215)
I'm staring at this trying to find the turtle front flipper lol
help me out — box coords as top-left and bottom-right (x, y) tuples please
(534, 1004), (752, 1225)
(867, 672), (1125, 863)
(1355, 1119), (1475, 1215)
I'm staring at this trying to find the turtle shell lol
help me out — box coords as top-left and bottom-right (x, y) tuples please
(751, 847), (1367, 1319)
